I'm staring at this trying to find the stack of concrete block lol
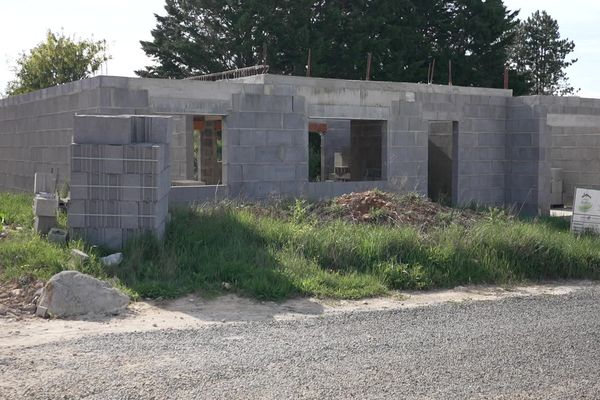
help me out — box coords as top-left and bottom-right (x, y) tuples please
(69, 115), (172, 249)
(33, 172), (58, 234)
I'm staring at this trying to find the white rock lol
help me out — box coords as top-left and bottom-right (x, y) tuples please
(101, 253), (123, 267)
(71, 249), (90, 262)
(37, 271), (129, 318)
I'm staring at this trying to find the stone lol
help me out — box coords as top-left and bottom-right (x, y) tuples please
(71, 249), (90, 263)
(37, 271), (129, 318)
(100, 253), (123, 267)
(35, 305), (48, 318)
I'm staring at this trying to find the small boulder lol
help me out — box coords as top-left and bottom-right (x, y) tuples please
(37, 271), (129, 318)
(101, 253), (123, 267)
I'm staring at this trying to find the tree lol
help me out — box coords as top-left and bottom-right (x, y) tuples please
(138, 0), (518, 90)
(509, 10), (577, 95)
(440, 0), (519, 88)
(6, 30), (110, 96)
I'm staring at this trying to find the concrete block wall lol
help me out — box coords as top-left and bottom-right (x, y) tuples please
(388, 91), (509, 207)
(387, 97), (428, 195)
(544, 97), (600, 206)
(68, 115), (171, 249)
(224, 93), (308, 199)
(504, 95), (600, 213)
(416, 92), (508, 207)
(5, 73), (600, 216)
(505, 97), (548, 215)
(0, 77), (150, 192)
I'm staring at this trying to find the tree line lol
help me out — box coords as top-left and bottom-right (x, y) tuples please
(5, 1), (577, 96)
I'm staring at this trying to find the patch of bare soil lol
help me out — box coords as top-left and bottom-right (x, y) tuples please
(0, 277), (44, 319)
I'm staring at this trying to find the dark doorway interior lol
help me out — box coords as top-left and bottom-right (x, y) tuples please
(350, 120), (383, 181)
(428, 121), (457, 205)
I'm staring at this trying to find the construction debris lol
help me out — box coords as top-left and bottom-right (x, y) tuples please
(317, 191), (481, 231)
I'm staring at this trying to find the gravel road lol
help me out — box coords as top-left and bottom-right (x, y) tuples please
(2, 286), (600, 399)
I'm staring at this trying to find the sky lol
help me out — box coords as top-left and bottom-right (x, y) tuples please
(1, 0), (599, 97)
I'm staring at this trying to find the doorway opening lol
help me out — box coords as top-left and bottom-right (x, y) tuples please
(193, 116), (223, 185)
(428, 121), (458, 205)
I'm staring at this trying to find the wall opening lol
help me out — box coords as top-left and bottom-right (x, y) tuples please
(428, 121), (458, 205)
(193, 116), (223, 185)
(308, 119), (384, 182)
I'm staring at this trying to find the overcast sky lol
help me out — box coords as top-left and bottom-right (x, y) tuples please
(1, 0), (599, 97)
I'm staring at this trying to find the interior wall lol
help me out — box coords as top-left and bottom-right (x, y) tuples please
(350, 120), (383, 181)
(317, 119), (351, 178)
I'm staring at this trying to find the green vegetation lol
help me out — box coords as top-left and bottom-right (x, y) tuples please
(6, 30), (109, 96)
(0, 193), (131, 297)
(1, 192), (599, 301)
(138, 0), (520, 91)
(509, 10), (578, 95)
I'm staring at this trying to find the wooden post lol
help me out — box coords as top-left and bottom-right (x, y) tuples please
(448, 60), (452, 86)
(430, 58), (436, 84)
(306, 48), (312, 77)
(504, 67), (509, 89)
(365, 52), (372, 81)
(427, 61), (432, 84)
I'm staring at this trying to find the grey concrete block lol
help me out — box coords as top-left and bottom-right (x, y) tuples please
(224, 165), (243, 183)
(34, 172), (56, 193)
(243, 165), (296, 181)
(226, 112), (256, 129)
(292, 96), (306, 113)
(73, 115), (133, 144)
(68, 213), (85, 228)
(35, 216), (58, 235)
(255, 113), (283, 129)
(228, 146), (256, 163)
(34, 195), (58, 217)
(238, 94), (293, 113)
(283, 113), (306, 130)
(390, 132), (416, 147)
(265, 131), (294, 146)
(240, 131), (266, 146)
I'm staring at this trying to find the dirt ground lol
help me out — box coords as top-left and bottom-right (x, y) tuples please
(0, 281), (592, 351)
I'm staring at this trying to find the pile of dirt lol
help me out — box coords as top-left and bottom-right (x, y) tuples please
(317, 190), (481, 230)
(0, 276), (44, 319)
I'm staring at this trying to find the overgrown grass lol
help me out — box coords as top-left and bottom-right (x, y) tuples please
(0, 193), (134, 297)
(0, 192), (34, 227)
(2, 192), (599, 301)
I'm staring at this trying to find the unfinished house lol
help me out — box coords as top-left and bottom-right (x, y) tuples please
(1, 74), (600, 216)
